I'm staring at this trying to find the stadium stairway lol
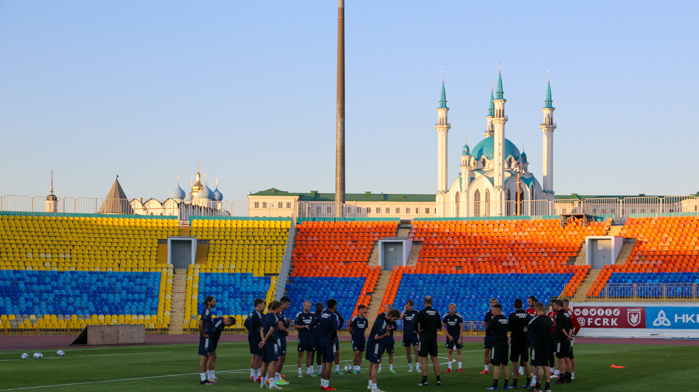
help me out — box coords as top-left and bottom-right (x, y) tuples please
(365, 270), (392, 323)
(368, 245), (380, 267)
(572, 243), (587, 265)
(570, 269), (602, 302)
(167, 269), (187, 334)
(406, 244), (422, 266)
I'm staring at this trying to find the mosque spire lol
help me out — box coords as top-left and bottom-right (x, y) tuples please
(50, 170), (54, 195)
(544, 71), (554, 109)
(439, 71), (448, 109)
(495, 62), (504, 100)
(488, 83), (495, 116)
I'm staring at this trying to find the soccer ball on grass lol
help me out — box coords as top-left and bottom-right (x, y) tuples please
(57, 350), (65, 357)
(20, 353), (28, 360)
(33, 353), (43, 359)
(344, 364), (353, 373)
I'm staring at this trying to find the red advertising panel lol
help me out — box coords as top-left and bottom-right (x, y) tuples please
(573, 306), (645, 328)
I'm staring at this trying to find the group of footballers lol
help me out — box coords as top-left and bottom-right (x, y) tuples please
(197, 294), (580, 392)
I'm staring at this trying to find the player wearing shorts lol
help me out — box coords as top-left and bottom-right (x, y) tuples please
(442, 303), (464, 373)
(401, 300), (420, 373)
(554, 300), (573, 385)
(198, 296), (216, 385)
(485, 304), (510, 391)
(246, 298), (266, 382)
(333, 309), (345, 375)
(508, 299), (531, 388)
(206, 315), (235, 383)
(311, 302), (325, 375)
(366, 309), (400, 392)
(377, 304), (396, 374)
(524, 303), (553, 392)
(275, 297), (291, 386)
(295, 300), (318, 377)
(525, 296), (537, 384)
(349, 304), (368, 374)
(415, 296), (442, 387)
(482, 298), (498, 374)
(318, 299), (340, 391)
(546, 302), (557, 377)
(563, 299), (580, 380)
(260, 301), (283, 389)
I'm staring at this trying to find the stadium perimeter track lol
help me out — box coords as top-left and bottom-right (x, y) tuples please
(1, 334), (697, 351)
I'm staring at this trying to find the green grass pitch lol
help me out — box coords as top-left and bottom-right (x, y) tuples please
(0, 340), (698, 391)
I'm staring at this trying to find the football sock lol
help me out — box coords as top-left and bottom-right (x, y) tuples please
(211, 371), (216, 379)
(379, 365), (382, 371)
(318, 365), (322, 373)
(275, 373), (281, 381)
(485, 365), (489, 371)
(390, 364), (394, 370)
(504, 379), (509, 388)
(251, 369), (255, 377)
(200, 373), (207, 382)
(526, 377), (531, 385)
(545, 382), (550, 390)
(436, 376), (441, 382)
(320, 379), (325, 387)
(511, 379), (517, 387)
(448, 362), (452, 370)
(336, 365), (340, 372)
(374, 382), (378, 390)
(571, 372), (575, 378)
(421, 376), (427, 384)
(298, 367), (302, 374)
(409, 364), (414, 370)
(458, 362), (462, 369)
(492, 379), (499, 388)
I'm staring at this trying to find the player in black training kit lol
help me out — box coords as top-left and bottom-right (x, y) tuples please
(401, 300), (421, 373)
(482, 298), (499, 374)
(333, 309), (345, 375)
(525, 302), (553, 392)
(311, 302), (325, 375)
(377, 304), (397, 374)
(414, 296), (442, 386)
(207, 315), (235, 383)
(246, 298), (266, 382)
(553, 299), (573, 384)
(508, 299), (532, 389)
(198, 296), (217, 385)
(349, 304), (369, 374)
(366, 309), (400, 392)
(485, 304), (510, 390)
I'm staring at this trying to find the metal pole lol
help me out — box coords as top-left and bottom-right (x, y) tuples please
(335, 0), (346, 217)
(516, 169), (521, 216)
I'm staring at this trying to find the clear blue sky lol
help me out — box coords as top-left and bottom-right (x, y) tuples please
(1, 1), (697, 202)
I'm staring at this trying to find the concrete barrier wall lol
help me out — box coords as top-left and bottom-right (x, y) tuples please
(86, 325), (146, 345)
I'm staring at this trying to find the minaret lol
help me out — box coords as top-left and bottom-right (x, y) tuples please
(45, 170), (58, 213)
(436, 73), (451, 194)
(460, 137), (471, 192)
(492, 64), (508, 215)
(540, 72), (557, 197)
(484, 84), (495, 137)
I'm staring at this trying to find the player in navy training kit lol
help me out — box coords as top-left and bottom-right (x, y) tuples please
(318, 299), (340, 391)
(482, 298), (499, 374)
(206, 315), (235, 383)
(259, 301), (283, 389)
(377, 304), (397, 373)
(198, 296), (217, 385)
(295, 300), (318, 377)
(311, 302), (325, 375)
(245, 298), (266, 382)
(553, 299), (573, 385)
(366, 309), (400, 392)
(442, 303), (464, 373)
(276, 297), (292, 384)
(401, 300), (420, 373)
(333, 309), (345, 374)
(508, 299), (532, 388)
(349, 304), (369, 374)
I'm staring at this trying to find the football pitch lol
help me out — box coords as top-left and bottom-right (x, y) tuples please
(1, 340), (698, 391)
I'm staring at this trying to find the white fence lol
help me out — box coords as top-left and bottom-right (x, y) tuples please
(2, 195), (698, 224)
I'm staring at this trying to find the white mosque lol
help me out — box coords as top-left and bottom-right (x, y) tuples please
(435, 68), (557, 217)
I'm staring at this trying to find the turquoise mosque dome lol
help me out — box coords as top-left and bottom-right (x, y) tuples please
(170, 184), (186, 200)
(471, 137), (521, 162)
(461, 142), (471, 156)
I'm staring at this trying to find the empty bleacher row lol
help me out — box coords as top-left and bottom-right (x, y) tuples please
(411, 218), (610, 272)
(589, 215), (699, 298)
(285, 219), (398, 320)
(185, 218), (291, 328)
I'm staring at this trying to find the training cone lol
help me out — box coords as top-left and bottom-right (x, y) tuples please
(610, 365), (625, 369)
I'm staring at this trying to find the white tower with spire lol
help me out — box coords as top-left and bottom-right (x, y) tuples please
(45, 170), (58, 213)
(540, 73), (556, 199)
(492, 65), (508, 215)
(435, 74), (451, 217)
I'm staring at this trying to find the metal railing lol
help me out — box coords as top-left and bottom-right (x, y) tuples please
(590, 283), (699, 301)
(275, 213), (297, 300)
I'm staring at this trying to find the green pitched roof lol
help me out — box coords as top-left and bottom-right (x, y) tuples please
(250, 188), (436, 202)
(439, 82), (448, 109)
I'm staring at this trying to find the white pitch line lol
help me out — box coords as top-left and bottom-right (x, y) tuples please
(0, 351), (173, 362)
